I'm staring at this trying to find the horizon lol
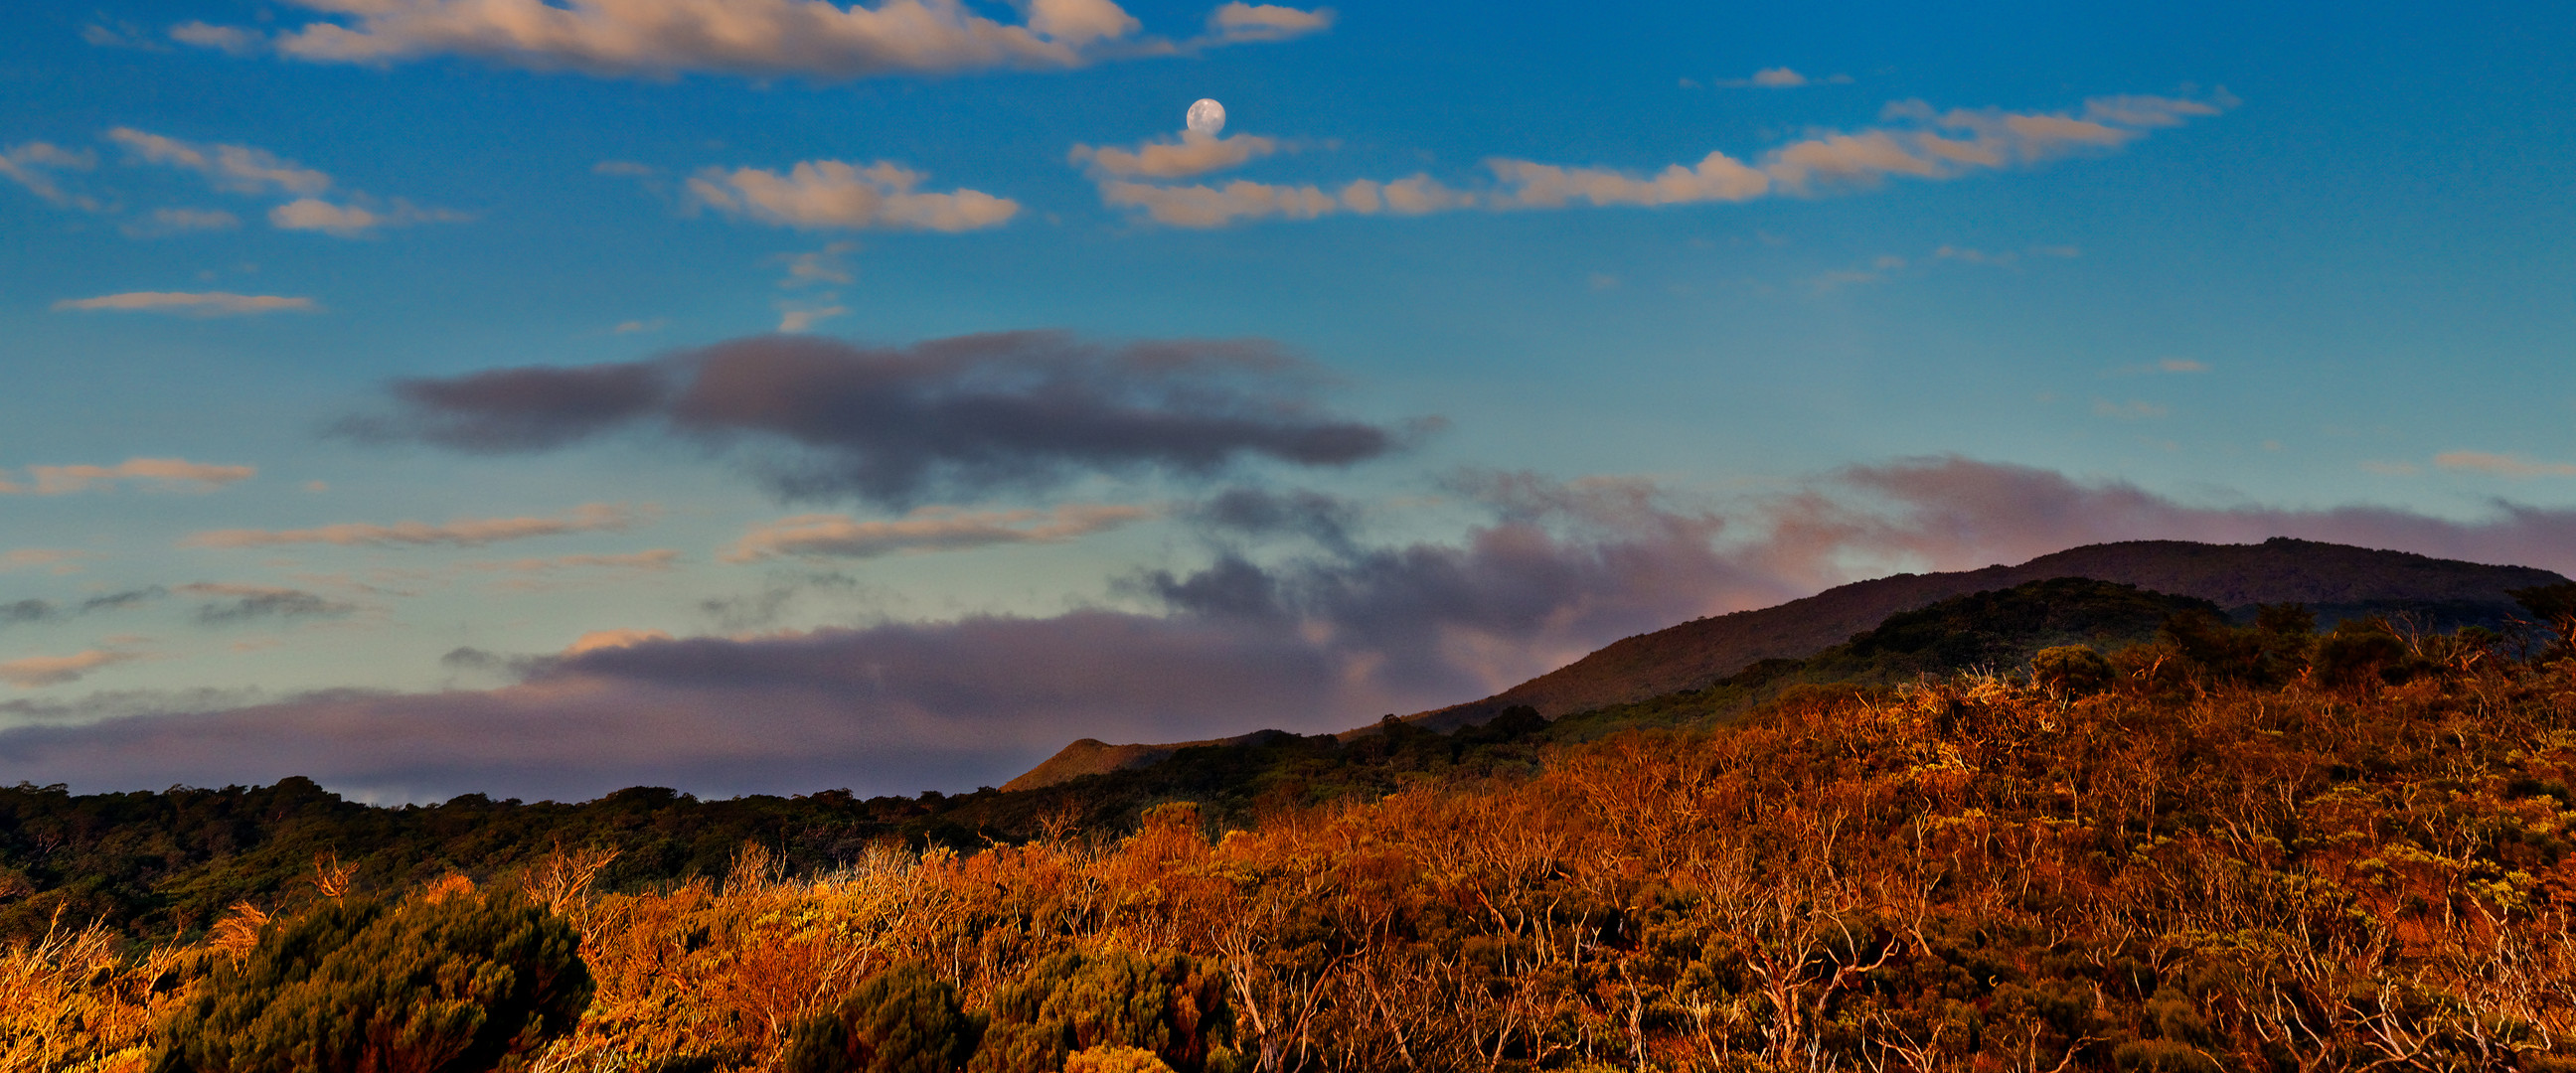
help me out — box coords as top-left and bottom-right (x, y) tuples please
(4, 0), (2572, 803)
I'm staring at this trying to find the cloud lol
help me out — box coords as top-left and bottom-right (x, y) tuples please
(0, 650), (146, 689)
(2435, 451), (2576, 478)
(1092, 92), (2228, 228)
(169, 21), (261, 55)
(775, 241), (858, 287)
(11, 457), (2576, 799)
(723, 503), (1154, 562)
(181, 503), (650, 548)
(0, 549), (92, 575)
(269, 197), (470, 236)
(775, 298), (849, 334)
(52, 291), (318, 316)
(0, 458), (256, 495)
(2092, 398), (2169, 420)
(347, 331), (1415, 505)
(1071, 133), (1283, 179)
(0, 142), (103, 210)
(612, 318), (668, 335)
(0, 588), (164, 629)
(106, 127), (332, 196)
(461, 550), (682, 574)
(1709, 67), (1852, 88)
(688, 160), (1017, 231)
(183, 0), (1329, 80)
(123, 207), (243, 236)
(174, 583), (359, 623)
(1204, 2), (1333, 43)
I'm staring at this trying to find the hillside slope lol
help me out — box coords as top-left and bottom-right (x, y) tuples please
(1411, 536), (2562, 729)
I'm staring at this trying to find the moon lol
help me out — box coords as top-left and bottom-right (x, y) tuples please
(1186, 98), (1226, 138)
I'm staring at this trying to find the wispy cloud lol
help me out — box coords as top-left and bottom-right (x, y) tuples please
(1070, 132), (1284, 180)
(0, 549), (93, 575)
(123, 207), (243, 237)
(2435, 450), (2576, 478)
(1091, 92), (2231, 229)
(53, 291), (318, 316)
(0, 458), (256, 495)
(175, 583), (357, 623)
(269, 197), (470, 237)
(0, 142), (103, 210)
(182, 0), (1329, 80)
(1712, 67), (1852, 88)
(106, 127), (331, 196)
(688, 160), (1017, 231)
(181, 503), (651, 548)
(0, 650), (147, 689)
(723, 503), (1154, 561)
(100, 127), (464, 237)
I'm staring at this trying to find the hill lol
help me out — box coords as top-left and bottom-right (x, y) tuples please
(1407, 536), (2561, 730)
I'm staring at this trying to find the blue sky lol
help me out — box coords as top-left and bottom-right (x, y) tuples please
(3, 0), (2572, 801)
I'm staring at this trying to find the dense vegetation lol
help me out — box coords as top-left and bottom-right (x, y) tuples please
(5, 578), (2575, 1071)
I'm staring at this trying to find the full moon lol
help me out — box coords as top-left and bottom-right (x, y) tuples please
(1185, 98), (1226, 138)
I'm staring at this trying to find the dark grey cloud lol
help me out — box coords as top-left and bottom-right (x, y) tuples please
(10, 460), (2576, 803)
(182, 585), (356, 624)
(348, 331), (1418, 505)
(0, 587), (167, 626)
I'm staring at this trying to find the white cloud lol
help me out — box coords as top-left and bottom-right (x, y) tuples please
(106, 127), (332, 196)
(1712, 67), (1852, 88)
(722, 503), (1153, 562)
(0, 458), (255, 496)
(0, 142), (103, 210)
(268, 197), (469, 237)
(182, 503), (652, 548)
(775, 298), (850, 333)
(1070, 132), (1282, 179)
(53, 291), (318, 316)
(2435, 451), (2576, 478)
(182, 0), (1330, 80)
(0, 650), (146, 689)
(612, 317), (668, 334)
(689, 160), (1018, 231)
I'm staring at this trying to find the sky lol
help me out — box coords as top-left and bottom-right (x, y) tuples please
(2, 0), (2572, 803)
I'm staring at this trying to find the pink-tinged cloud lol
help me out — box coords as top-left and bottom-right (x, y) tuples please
(105, 127), (333, 196)
(52, 292), (318, 316)
(1093, 92), (2228, 228)
(12, 458), (2574, 802)
(181, 502), (650, 548)
(0, 549), (91, 574)
(1071, 133), (1283, 180)
(0, 142), (103, 211)
(269, 197), (469, 236)
(2435, 451), (2576, 478)
(0, 458), (256, 495)
(688, 160), (1018, 231)
(200, 0), (1327, 80)
(0, 650), (146, 689)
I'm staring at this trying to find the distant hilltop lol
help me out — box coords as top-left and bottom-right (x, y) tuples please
(1010, 536), (2567, 788)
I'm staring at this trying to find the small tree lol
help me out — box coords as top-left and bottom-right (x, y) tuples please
(2030, 645), (2116, 698)
(149, 888), (590, 1073)
(783, 961), (982, 1073)
(970, 950), (1239, 1073)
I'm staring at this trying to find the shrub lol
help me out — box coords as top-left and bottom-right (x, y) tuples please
(1062, 1046), (1175, 1073)
(2314, 618), (2410, 690)
(148, 888), (591, 1073)
(969, 950), (1237, 1073)
(2030, 645), (2116, 697)
(782, 961), (982, 1073)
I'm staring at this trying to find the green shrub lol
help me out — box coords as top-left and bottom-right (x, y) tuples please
(969, 950), (1238, 1073)
(2314, 618), (2410, 690)
(783, 961), (982, 1073)
(2030, 645), (2116, 697)
(149, 888), (590, 1073)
